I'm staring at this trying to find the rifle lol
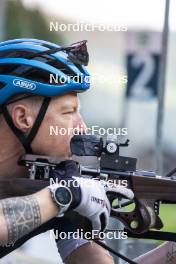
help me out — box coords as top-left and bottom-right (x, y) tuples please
(70, 135), (176, 237)
(1, 134), (176, 264)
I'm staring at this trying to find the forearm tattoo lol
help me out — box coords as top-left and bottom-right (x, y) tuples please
(166, 242), (176, 264)
(1, 195), (41, 246)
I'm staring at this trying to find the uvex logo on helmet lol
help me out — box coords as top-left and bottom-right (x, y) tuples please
(13, 79), (37, 91)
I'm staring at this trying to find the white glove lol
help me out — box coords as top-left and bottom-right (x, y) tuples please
(72, 177), (134, 232)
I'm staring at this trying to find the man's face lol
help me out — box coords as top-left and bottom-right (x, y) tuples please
(32, 93), (86, 158)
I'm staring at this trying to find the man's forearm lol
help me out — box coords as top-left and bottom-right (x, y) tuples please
(134, 242), (176, 264)
(0, 188), (59, 246)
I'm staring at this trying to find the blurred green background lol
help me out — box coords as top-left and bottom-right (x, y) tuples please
(4, 0), (62, 43)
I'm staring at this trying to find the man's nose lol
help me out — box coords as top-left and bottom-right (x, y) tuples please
(73, 113), (87, 133)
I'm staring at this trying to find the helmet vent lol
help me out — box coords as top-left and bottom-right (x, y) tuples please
(0, 63), (64, 85)
(30, 53), (76, 77)
(0, 50), (37, 59)
(0, 82), (5, 89)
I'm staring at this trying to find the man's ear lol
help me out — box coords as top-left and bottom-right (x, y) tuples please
(11, 104), (34, 132)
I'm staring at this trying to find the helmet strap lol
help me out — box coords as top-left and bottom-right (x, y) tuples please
(1, 97), (51, 154)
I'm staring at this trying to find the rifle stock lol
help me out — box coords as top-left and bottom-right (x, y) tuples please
(132, 175), (176, 201)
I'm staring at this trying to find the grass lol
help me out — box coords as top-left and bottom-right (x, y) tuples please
(150, 204), (176, 245)
(159, 204), (176, 232)
(119, 202), (176, 244)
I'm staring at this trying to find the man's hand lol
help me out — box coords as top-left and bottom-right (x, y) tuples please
(71, 176), (134, 232)
(50, 160), (134, 232)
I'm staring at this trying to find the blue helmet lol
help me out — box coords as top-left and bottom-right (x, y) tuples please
(0, 38), (90, 153)
(0, 38), (90, 105)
